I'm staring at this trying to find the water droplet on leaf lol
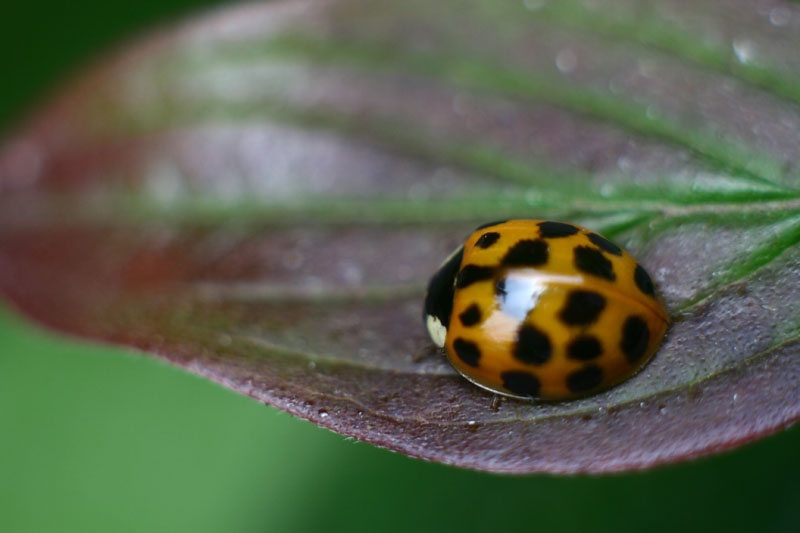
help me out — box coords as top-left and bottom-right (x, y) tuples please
(555, 49), (578, 74)
(769, 7), (791, 27)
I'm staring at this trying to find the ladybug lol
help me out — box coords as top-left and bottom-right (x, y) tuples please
(423, 220), (669, 401)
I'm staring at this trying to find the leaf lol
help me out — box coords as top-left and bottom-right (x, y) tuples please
(1, 0), (799, 473)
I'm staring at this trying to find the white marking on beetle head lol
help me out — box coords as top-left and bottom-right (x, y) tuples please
(426, 315), (447, 348)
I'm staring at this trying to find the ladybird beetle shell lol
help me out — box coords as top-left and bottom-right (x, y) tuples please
(423, 220), (669, 401)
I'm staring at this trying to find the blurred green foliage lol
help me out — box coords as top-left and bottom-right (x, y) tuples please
(1, 2), (798, 532)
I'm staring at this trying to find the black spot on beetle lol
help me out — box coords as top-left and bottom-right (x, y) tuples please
(538, 221), (579, 238)
(475, 232), (500, 249)
(514, 324), (552, 365)
(621, 316), (650, 364)
(501, 371), (541, 397)
(475, 220), (507, 230)
(455, 264), (495, 288)
(566, 365), (604, 393)
(495, 277), (507, 298)
(634, 264), (656, 297)
(453, 338), (481, 367)
(459, 304), (482, 327)
(574, 246), (616, 280)
(587, 233), (622, 256)
(559, 290), (606, 325)
(567, 336), (603, 360)
(502, 239), (548, 267)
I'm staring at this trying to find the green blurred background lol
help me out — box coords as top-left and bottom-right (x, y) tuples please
(1, 2), (798, 532)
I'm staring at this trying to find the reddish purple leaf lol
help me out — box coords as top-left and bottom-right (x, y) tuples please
(1, 0), (799, 473)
